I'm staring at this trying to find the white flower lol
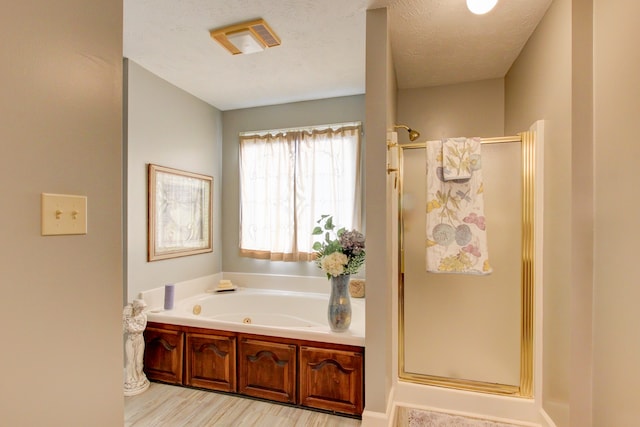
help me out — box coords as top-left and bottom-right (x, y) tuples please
(313, 215), (366, 279)
(320, 252), (348, 277)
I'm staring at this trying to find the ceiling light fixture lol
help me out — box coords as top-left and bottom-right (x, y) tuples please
(226, 30), (265, 55)
(466, 0), (498, 15)
(210, 18), (281, 55)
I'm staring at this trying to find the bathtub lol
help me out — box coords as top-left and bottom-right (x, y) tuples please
(146, 287), (365, 347)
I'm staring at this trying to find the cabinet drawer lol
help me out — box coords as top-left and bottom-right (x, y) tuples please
(238, 337), (297, 404)
(299, 346), (363, 415)
(143, 327), (184, 384)
(185, 332), (236, 392)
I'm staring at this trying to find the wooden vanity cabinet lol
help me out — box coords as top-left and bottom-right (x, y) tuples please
(142, 323), (364, 416)
(299, 345), (364, 416)
(185, 330), (236, 392)
(238, 336), (297, 404)
(143, 324), (184, 384)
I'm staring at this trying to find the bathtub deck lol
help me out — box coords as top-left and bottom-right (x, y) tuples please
(145, 288), (365, 347)
(125, 382), (362, 426)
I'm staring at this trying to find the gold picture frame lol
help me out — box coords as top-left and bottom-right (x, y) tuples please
(148, 164), (213, 261)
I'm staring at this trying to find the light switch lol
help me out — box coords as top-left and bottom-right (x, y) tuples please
(41, 193), (87, 236)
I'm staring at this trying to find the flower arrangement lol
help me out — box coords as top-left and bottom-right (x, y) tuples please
(312, 215), (365, 278)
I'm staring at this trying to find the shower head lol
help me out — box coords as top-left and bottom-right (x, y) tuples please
(408, 129), (420, 141)
(394, 124), (421, 142)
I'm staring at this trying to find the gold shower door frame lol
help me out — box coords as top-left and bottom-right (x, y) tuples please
(397, 132), (535, 397)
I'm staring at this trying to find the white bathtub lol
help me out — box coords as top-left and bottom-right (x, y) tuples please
(146, 287), (365, 347)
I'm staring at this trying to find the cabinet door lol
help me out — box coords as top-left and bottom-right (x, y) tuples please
(238, 337), (297, 404)
(143, 327), (184, 384)
(299, 346), (364, 415)
(185, 332), (236, 392)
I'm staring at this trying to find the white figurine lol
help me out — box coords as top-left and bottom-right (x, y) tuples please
(123, 299), (150, 396)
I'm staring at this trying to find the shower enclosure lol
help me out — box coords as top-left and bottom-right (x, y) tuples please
(394, 128), (541, 398)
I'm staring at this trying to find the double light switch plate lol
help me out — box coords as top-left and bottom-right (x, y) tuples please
(41, 193), (87, 236)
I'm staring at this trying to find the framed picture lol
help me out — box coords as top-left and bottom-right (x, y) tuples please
(148, 164), (213, 261)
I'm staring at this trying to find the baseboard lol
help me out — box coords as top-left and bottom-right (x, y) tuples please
(539, 408), (557, 427)
(362, 410), (390, 427)
(540, 401), (565, 427)
(361, 385), (395, 427)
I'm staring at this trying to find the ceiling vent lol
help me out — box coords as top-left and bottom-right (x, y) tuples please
(210, 19), (281, 55)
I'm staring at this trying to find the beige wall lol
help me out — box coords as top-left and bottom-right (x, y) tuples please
(504, 0), (573, 424)
(506, 0), (600, 427)
(364, 7), (395, 415)
(397, 78), (505, 143)
(0, 0), (124, 425)
(220, 95), (365, 277)
(593, 1), (640, 425)
(125, 60), (223, 301)
(569, 1), (594, 426)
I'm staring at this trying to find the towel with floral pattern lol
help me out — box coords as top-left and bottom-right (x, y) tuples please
(442, 137), (479, 181)
(425, 138), (492, 275)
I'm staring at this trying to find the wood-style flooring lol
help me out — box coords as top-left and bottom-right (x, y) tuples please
(125, 382), (362, 427)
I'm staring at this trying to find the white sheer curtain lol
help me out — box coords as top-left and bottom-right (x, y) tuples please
(239, 123), (361, 261)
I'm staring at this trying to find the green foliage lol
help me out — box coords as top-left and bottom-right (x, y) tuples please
(312, 215), (366, 278)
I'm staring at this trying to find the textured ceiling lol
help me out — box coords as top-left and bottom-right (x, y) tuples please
(123, 0), (552, 111)
(388, 0), (553, 88)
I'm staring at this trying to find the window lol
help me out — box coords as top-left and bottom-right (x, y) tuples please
(239, 122), (362, 261)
